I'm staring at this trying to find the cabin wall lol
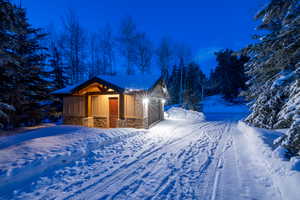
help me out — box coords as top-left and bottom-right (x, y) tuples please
(118, 94), (146, 128)
(124, 94), (143, 118)
(91, 94), (119, 128)
(147, 98), (164, 127)
(62, 80), (167, 129)
(63, 96), (86, 117)
(91, 94), (119, 118)
(145, 81), (166, 127)
(63, 96), (86, 125)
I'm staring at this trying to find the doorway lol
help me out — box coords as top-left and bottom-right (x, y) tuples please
(109, 97), (118, 128)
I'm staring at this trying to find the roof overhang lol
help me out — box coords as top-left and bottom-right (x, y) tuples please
(52, 76), (165, 96)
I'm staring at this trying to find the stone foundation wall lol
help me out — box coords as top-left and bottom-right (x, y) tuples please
(94, 117), (107, 128)
(118, 117), (147, 129)
(63, 116), (84, 126)
(64, 115), (150, 129)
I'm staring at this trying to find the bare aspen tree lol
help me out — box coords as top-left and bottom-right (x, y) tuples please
(117, 16), (139, 75)
(175, 43), (192, 104)
(136, 33), (153, 74)
(88, 32), (98, 78)
(99, 24), (115, 75)
(156, 37), (173, 79)
(62, 10), (86, 83)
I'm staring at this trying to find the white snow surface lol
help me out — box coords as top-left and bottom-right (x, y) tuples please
(166, 107), (205, 121)
(202, 95), (248, 113)
(237, 122), (300, 200)
(0, 97), (299, 200)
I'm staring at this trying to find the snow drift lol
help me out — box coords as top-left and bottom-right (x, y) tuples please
(166, 107), (205, 121)
(0, 126), (146, 189)
(237, 122), (300, 200)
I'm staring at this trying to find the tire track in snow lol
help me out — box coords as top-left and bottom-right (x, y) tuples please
(15, 120), (231, 200)
(84, 122), (221, 200)
(63, 121), (215, 200)
(146, 122), (229, 200)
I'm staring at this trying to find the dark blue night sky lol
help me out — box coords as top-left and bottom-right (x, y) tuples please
(17, 0), (268, 74)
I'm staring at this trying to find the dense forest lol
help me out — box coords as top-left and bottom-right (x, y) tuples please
(0, 0), (299, 156)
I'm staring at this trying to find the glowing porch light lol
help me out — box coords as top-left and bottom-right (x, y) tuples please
(161, 99), (166, 104)
(143, 98), (149, 105)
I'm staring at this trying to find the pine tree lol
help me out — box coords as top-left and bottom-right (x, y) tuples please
(48, 40), (68, 120)
(0, 0), (20, 127)
(209, 49), (248, 101)
(184, 62), (206, 110)
(167, 65), (181, 105)
(0, 0), (51, 127)
(243, 0), (300, 156)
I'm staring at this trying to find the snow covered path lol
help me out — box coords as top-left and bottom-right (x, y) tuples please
(1, 115), (285, 200)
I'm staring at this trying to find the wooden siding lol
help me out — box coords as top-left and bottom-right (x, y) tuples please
(148, 98), (162, 126)
(63, 96), (85, 117)
(77, 82), (114, 95)
(150, 81), (167, 98)
(125, 95), (135, 118)
(90, 94), (119, 118)
(124, 94), (144, 118)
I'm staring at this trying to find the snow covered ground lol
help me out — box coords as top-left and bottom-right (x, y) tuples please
(202, 95), (249, 121)
(0, 96), (299, 200)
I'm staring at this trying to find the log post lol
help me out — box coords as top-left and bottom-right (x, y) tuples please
(119, 93), (125, 120)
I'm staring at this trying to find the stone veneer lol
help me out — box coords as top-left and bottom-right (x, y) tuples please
(64, 116), (148, 129)
(118, 117), (148, 129)
(94, 117), (107, 128)
(63, 116), (84, 126)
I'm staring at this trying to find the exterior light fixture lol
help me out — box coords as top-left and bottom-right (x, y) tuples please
(161, 99), (166, 104)
(143, 98), (149, 105)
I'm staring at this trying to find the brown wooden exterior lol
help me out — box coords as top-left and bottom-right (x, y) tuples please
(59, 77), (168, 129)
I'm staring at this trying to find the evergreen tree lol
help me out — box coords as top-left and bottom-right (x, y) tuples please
(48, 40), (68, 120)
(167, 61), (206, 110)
(0, 0), (50, 127)
(243, 0), (300, 156)
(184, 62), (206, 110)
(0, 0), (20, 126)
(209, 49), (248, 101)
(167, 64), (181, 105)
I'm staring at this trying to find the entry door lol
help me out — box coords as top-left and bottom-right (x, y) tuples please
(109, 97), (118, 128)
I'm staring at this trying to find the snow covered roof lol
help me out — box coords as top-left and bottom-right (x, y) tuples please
(52, 74), (162, 95)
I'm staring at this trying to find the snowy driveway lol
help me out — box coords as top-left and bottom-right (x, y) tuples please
(1, 115), (285, 200)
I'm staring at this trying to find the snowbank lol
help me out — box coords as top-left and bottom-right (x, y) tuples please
(166, 107), (205, 121)
(238, 122), (300, 200)
(0, 125), (146, 188)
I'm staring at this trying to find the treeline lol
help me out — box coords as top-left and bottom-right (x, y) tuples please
(47, 11), (199, 87)
(207, 49), (249, 101)
(0, 0), (207, 128)
(168, 60), (206, 110)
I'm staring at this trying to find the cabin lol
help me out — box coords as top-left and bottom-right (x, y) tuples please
(52, 75), (168, 129)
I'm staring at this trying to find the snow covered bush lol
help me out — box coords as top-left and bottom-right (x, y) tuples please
(166, 107), (205, 121)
